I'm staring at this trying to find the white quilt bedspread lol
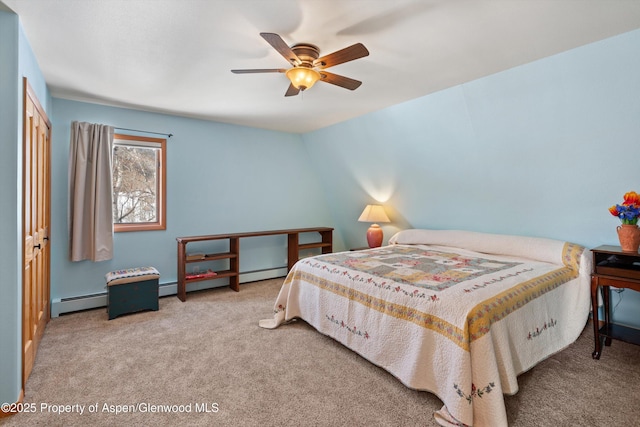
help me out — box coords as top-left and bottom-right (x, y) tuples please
(260, 229), (592, 426)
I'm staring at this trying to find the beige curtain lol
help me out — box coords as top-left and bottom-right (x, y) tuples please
(68, 121), (114, 262)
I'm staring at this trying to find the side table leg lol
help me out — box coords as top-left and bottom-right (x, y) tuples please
(591, 276), (601, 359)
(603, 285), (612, 346)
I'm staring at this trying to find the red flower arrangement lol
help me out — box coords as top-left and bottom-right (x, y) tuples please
(609, 191), (640, 225)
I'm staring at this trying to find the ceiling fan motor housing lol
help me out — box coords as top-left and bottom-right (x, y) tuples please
(290, 44), (320, 66)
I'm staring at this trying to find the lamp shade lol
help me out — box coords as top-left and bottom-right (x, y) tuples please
(286, 67), (321, 91)
(358, 205), (390, 248)
(358, 205), (390, 224)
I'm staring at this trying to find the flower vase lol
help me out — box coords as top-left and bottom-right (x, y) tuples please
(616, 224), (640, 253)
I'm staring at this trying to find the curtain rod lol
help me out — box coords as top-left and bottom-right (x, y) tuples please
(114, 127), (173, 138)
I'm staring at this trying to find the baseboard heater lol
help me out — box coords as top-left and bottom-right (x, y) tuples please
(51, 266), (287, 317)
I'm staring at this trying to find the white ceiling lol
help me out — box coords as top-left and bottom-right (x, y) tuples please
(3, 0), (640, 133)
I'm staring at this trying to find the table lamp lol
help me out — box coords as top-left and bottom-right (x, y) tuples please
(358, 204), (390, 248)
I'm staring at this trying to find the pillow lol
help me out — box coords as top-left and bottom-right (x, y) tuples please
(388, 229), (585, 268)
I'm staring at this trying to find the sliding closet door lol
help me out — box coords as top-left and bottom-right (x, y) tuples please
(22, 78), (51, 385)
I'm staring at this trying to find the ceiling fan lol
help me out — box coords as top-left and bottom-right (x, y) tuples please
(231, 33), (369, 97)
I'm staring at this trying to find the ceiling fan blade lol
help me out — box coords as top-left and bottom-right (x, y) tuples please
(260, 32), (301, 65)
(284, 84), (300, 97)
(319, 71), (362, 90)
(231, 68), (286, 74)
(314, 43), (369, 69)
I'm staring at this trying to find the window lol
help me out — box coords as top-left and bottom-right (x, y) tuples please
(112, 134), (166, 232)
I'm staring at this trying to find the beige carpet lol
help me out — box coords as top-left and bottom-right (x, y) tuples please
(3, 278), (640, 427)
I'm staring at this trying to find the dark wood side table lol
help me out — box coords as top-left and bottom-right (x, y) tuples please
(591, 245), (640, 359)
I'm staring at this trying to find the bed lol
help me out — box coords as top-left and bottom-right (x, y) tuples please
(259, 229), (592, 426)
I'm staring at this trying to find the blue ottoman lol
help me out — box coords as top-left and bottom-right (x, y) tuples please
(105, 267), (160, 320)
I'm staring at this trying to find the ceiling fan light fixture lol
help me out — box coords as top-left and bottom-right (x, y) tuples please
(286, 67), (321, 91)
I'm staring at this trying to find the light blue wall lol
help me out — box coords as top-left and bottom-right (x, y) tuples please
(0, 9), (51, 408)
(303, 29), (640, 327)
(4, 8), (640, 406)
(0, 9), (21, 408)
(50, 99), (337, 301)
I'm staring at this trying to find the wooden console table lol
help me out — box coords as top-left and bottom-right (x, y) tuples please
(591, 245), (640, 359)
(176, 227), (333, 301)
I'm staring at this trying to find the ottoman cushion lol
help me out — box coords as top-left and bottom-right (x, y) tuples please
(105, 266), (160, 286)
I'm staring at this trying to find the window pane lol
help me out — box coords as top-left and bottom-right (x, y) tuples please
(112, 134), (166, 231)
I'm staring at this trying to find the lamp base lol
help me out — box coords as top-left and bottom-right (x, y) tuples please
(366, 224), (384, 248)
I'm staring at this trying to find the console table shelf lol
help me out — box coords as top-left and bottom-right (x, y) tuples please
(186, 252), (238, 263)
(298, 242), (332, 250)
(176, 227), (333, 301)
